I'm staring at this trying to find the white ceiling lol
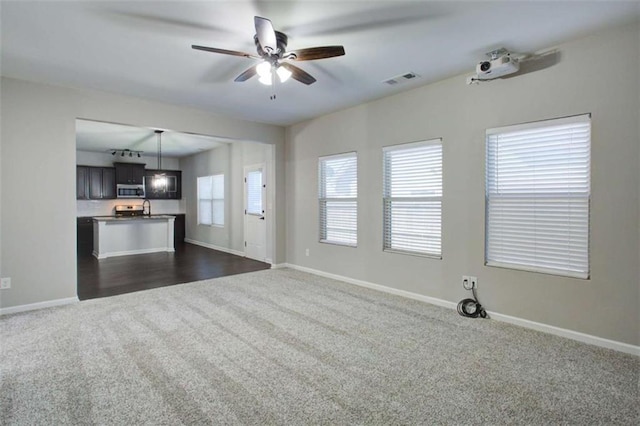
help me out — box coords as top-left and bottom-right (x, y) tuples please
(76, 119), (227, 158)
(2, 1), (639, 127)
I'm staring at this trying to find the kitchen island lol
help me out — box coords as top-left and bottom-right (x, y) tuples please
(93, 215), (175, 259)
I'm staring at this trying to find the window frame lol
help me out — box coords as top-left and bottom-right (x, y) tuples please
(318, 151), (358, 247)
(382, 138), (443, 258)
(197, 173), (225, 227)
(485, 114), (591, 279)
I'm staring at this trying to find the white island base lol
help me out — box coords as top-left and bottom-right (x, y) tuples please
(93, 216), (176, 259)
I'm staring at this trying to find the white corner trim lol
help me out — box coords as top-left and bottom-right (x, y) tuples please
(284, 263), (639, 356)
(270, 263), (288, 269)
(0, 297), (79, 316)
(184, 239), (245, 257)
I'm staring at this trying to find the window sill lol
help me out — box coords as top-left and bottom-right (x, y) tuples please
(319, 240), (357, 248)
(383, 248), (442, 260)
(485, 261), (589, 280)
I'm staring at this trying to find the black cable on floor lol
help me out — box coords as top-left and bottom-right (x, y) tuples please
(457, 287), (487, 318)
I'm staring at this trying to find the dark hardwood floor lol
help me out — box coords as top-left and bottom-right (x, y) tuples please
(77, 242), (271, 300)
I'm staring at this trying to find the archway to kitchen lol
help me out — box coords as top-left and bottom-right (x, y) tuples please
(75, 119), (273, 300)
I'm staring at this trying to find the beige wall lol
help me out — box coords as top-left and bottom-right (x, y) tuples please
(285, 23), (640, 345)
(0, 77), (285, 309)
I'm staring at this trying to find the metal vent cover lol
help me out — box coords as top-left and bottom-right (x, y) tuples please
(383, 72), (419, 85)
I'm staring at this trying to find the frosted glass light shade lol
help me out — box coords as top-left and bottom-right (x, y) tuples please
(277, 65), (292, 83)
(256, 61), (271, 78)
(258, 75), (272, 85)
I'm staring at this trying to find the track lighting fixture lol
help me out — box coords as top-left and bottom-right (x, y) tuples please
(109, 148), (143, 157)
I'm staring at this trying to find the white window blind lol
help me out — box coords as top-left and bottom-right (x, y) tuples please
(485, 114), (590, 278)
(246, 170), (263, 216)
(383, 139), (442, 257)
(319, 152), (357, 246)
(198, 174), (224, 226)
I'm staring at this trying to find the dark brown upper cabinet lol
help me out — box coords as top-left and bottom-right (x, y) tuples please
(77, 166), (90, 200)
(114, 162), (145, 185)
(77, 166), (116, 200)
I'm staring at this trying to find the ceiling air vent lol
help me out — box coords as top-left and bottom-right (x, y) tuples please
(383, 72), (419, 85)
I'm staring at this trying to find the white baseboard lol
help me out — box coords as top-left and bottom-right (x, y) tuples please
(486, 311), (639, 356)
(184, 239), (245, 257)
(285, 263), (457, 310)
(283, 263), (639, 356)
(0, 296), (79, 316)
(270, 263), (288, 269)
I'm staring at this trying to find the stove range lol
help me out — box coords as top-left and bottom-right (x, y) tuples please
(114, 205), (145, 217)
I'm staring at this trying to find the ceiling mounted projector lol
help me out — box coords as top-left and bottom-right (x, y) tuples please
(474, 48), (520, 80)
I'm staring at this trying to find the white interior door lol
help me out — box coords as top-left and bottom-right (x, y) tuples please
(244, 164), (267, 262)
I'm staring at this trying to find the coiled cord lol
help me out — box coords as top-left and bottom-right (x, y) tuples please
(457, 287), (487, 318)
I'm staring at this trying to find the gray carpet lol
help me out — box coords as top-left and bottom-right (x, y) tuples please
(1, 268), (638, 425)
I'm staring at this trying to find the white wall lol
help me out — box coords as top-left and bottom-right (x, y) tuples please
(285, 23), (640, 345)
(0, 77), (285, 309)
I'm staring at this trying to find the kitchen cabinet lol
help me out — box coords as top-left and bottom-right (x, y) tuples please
(89, 167), (116, 199)
(144, 170), (182, 199)
(93, 216), (176, 259)
(77, 166), (116, 200)
(114, 162), (145, 185)
(174, 214), (185, 244)
(77, 217), (94, 256)
(77, 166), (89, 199)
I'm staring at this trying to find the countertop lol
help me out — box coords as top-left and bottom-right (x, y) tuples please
(93, 215), (176, 222)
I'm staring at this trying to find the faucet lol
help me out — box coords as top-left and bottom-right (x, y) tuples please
(142, 199), (151, 216)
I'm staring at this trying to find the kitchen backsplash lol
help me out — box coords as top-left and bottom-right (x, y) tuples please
(77, 199), (186, 217)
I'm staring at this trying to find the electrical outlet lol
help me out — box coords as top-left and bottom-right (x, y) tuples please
(1, 277), (11, 289)
(462, 275), (477, 290)
(305, 248), (309, 257)
(470, 276), (478, 289)
(462, 275), (471, 290)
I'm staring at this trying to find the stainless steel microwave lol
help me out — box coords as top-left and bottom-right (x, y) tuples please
(117, 184), (145, 198)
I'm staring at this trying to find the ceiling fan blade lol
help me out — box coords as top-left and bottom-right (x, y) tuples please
(192, 45), (258, 59)
(234, 66), (258, 82)
(254, 16), (277, 54)
(286, 46), (346, 61)
(280, 62), (316, 85)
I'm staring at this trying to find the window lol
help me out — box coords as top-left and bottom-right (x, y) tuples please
(319, 152), (357, 246)
(198, 174), (224, 226)
(485, 114), (590, 278)
(383, 139), (442, 257)
(246, 169), (263, 216)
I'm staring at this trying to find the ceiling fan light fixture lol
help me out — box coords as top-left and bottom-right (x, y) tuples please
(258, 75), (272, 86)
(277, 65), (292, 83)
(256, 61), (271, 78)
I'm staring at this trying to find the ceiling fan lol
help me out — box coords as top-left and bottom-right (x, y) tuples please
(192, 16), (345, 88)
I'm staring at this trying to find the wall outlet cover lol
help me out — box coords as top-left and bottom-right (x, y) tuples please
(1, 277), (11, 289)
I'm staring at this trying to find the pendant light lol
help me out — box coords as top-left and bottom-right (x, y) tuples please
(153, 130), (167, 192)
